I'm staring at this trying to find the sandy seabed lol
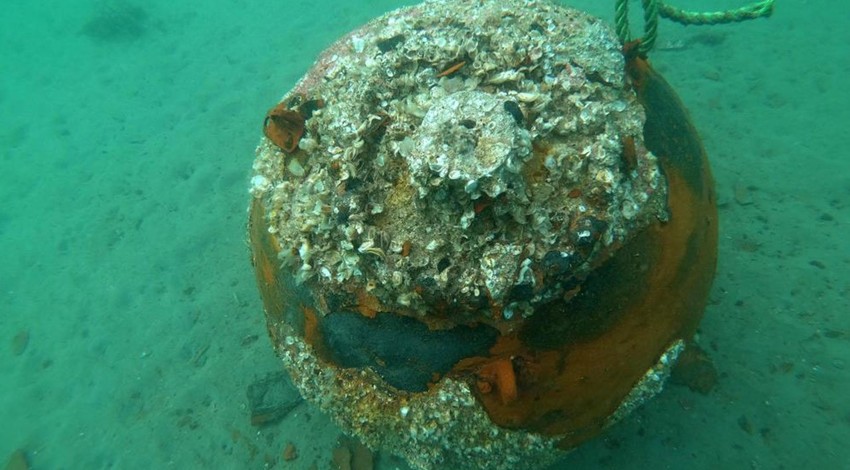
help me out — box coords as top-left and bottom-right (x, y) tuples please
(1, 0), (848, 469)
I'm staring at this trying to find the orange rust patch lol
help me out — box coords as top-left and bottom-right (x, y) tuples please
(476, 358), (518, 404)
(248, 199), (287, 323)
(624, 40), (651, 91)
(263, 103), (305, 153)
(302, 305), (320, 345)
(436, 61), (466, 77)
(355, 289), (382, 318)
(258, 254), (276, 288)
(473, 196), (493, 214)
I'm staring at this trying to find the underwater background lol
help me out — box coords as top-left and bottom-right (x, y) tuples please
(1, 0), (847, 468)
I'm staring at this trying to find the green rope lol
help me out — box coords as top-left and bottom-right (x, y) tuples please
(659, 1), (775, 25)
(640, 0), (659, 52)
(615, 0), (775, 55)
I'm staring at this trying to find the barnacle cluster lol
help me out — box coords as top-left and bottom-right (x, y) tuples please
(251, 0), (666, 328)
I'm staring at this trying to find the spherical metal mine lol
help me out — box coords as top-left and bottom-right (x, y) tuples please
(248, 1), (718, 469)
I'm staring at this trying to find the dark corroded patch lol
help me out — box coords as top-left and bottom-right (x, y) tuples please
(322, 312), (498, 392)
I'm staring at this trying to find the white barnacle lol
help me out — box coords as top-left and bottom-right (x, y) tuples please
(343, 139), (365, 160)
(298, 240), (312, 263)
(395, 137), (416, 157)
(608, 100), (627, 113)
(287, 158), (305, 177)
(364, 247), (387, 259)
(250, 175), (271, 196)
(298, 136), (318, 152)
(487, 69), (523, 84)
(320, 266), (332, 279)
(460, 209), (475, 229)
(358, 239), (386, 259)
(515, 91), (542, 103)
(358, 239), (375, 253)
(350, 35), (366, 53)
